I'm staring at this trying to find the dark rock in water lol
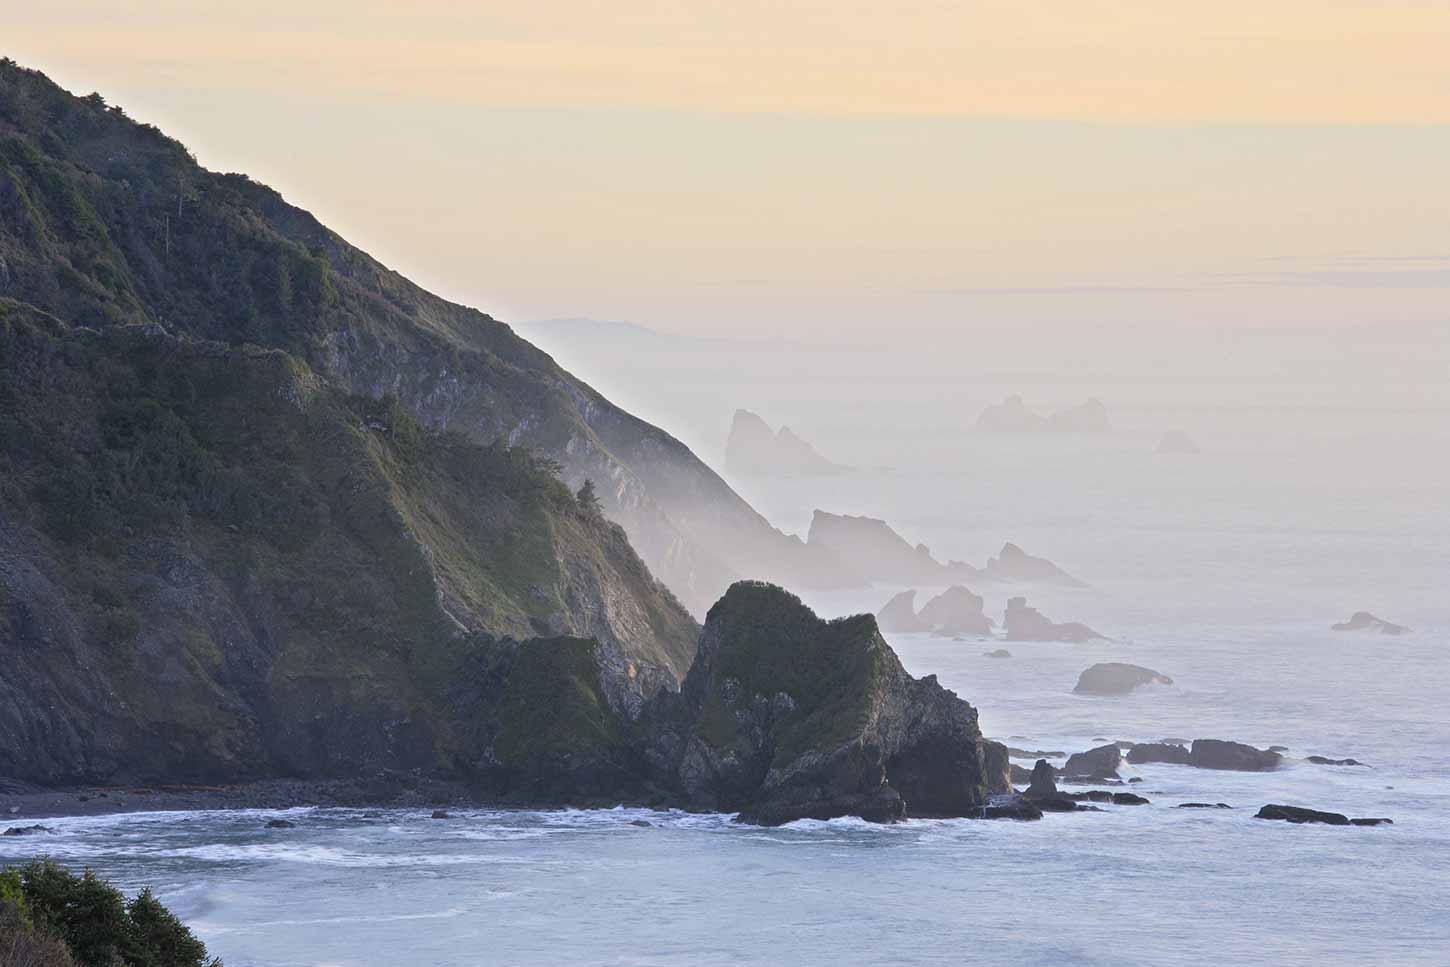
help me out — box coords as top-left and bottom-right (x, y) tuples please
(1062, 743), (1122, 779)
(1127, 777), (1143, 783)
(1058, 776), (1124, 786)
(1073, 663), (1173, 695)
(918, 585), (994, 636)
(2, 824), (51, 836)
(1004, 597), (1104, 642)
(1111, 792), (1150, 805)
(876, 590), (929, 633)
(264, 819), (296, 829)
(1190, 740), (1282, 772)
(1035, 795), (1080, 812)
(1068, 790), (1114, 803)
(1350, 817), (1393, 827)
(1006, 747), (1065, 759)
(981, 543), (1086, 587)
(431, 810), (451, 819)
(628, 819), (653, 827)
(361, 811), (385, 819)
(650, 582), (1008, 826)
(981, 795), (1043, 821)
(724, 409), (849, 478)
(1268, 746), (1289, 753)
(1009, 764), (1034, 785)
(1255, 804), (1349, 825)
(983, 649), (1013, 659)
(1156, 430), (1200, 454)
(1331, 612), (1408, 635)
(1127, 742), (1192, 765)
(1307, 756), (1365, 767)
(1177, 802), (1232, 809)
(1026, 760), (1058, 801)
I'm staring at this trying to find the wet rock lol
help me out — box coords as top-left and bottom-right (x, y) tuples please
(918, 585), (994, 636)
(1190, 740), (1281, 772)
(628, 819), (653, 827)
(1068, 790), (1114, 803)
(1350, 817), (1393, 827)
(1177, 802), (1232, 809)
(983, 649), (1013, 658)
(1006, 747), (1065, 759)
(2, 824), (51, 836)
(1254, 804), (1349, 825)
(1073, 663), (1173, 695)
(1004, 597), (1104, 642)
(1111, 792), (1150, 805)
(1062, 743), (1122, 780)
(431, 809), (451, 819)
(1332, 612), (1408, 635)
(876, 590), (929, 633)
(1025, 760), (1058, 801)
(1307, 756), (1365, 767)
(264, 819), (296, 829)
(1127, 742), (1192, 765)
(981, 795), (1043, 821)
(1035, 795), (1081, 812)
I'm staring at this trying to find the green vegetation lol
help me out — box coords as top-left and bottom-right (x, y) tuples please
(0, 861), (218, 967)
(696, 582), (884, 765)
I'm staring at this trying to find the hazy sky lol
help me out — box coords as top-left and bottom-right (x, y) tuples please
(8, 1), (1450, 341)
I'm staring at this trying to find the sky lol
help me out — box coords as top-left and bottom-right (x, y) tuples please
(7, 1), (1450, 348)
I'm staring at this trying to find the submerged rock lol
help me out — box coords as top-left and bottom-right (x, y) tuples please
(650, 582), (1008, 826)
(2, 824), (51, 836)
(1073, 663), (1173, 695)
(1306, 756), (1365, 767)
(1331, 612), (1408, 635)
(980, 543), (1087, 587)
(1350, 817), (1394, 827)
(1177, 802), (1233, 809)
(983, 648), (1013, 659)
(876, 590), (929, 633)
(1127, 742), (1192, 765)
(1062, 743), (1122, 780)
(1004, 597), (1104, 642)
(917, 585), (994, 636)
(264, 819), (296, 829)
(1190, 740), (1282, 772)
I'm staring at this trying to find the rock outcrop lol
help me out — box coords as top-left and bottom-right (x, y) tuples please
(807, 511), (976, 586)
(723, 409), (849, 477)
(917, 586), (994, 636)
(980, 543), (1086, 587)
(1004, 597), (1104, 642)
(1331, 612), (1408, 635)
(976, 396), (1110, 434)
(1156, 430), (1200, 454)
(1127, 743), (1192, 765)
(648, 583), (1009, 825)
(1025, 760), (1058, 800)
(1255, 805), (1380, 826)
(1073, 663), (1173, 695)
(1190, 740), (1282, 772)
(876, 590), (929, 633)
(1306, 756), (1365, 767)
(1062, 743), (1122, 780)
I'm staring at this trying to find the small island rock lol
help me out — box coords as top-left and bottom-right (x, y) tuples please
(1073, 662), (1173, 695)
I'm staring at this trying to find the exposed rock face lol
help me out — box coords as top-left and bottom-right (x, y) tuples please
(1332, 612), (1408, 635)
(724, 410), (848, 477)
(1127, 743), (1192, 765)
(806, 511), (976, 586)
(1004, 597), (1104, 642)
(1073, 663), (1174, 695)
(976, 396), (1109, 434)
(1156, 430), (1200, 454)
(649, 583), (1008, 825)
(876, 590), (929, 633)
(1062, 743), (1122, 780)
(917, 586), (994, 636)
(981, 543), (1086, 587)
(1190, 740), (1282, 772)
(1025, 760), (1058, 800)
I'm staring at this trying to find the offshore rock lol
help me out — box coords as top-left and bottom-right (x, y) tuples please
(1331, 612), (1408, 635)
(876, 590), (929, 633)
(1190, 740), (1282, 772)
(724, 409), (849, 477)
(981, 543), (1087, 587)
(650, 582), (1006, 826)
(1062, 743), (1123, 780)
(1025, 759), (1058, 800)
(1254, 805), (1350, 825)
(917, 586), (994, 636)
(1127, 743), (1192, 765)
(1004, 597), (1104, 642)
(1073, 663), (1173, 695)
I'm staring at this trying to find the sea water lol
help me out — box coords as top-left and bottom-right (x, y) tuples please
(4, 402), (1448, 966)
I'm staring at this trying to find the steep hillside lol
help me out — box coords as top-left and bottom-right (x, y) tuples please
(0, 59), (852, 614)
(0, 304), (694, 784)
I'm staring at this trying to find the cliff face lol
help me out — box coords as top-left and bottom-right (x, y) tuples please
(646, 582), (1008, 824)
(0, 60), (854, 616)
(0, 305), (695, 784)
